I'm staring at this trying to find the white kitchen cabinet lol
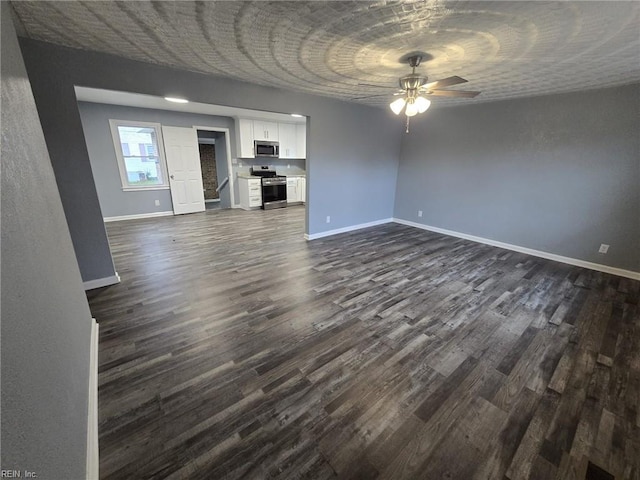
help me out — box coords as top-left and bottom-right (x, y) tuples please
(279, 123), (297, 159)
(236, 118), (306, 159)
(237, 119), (255, 158)
(253, 121), (279, 141)
(298, 176), (306, 203)
(286, 177), (299, 204)
(296, 124), (306, 159)
(238, 177), (262, 210)
(286, 176), (306, 204)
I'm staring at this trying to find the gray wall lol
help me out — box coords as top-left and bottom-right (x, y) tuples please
(19, 39), (402, 283)
(394, 84), (640, 272)
(1, 4), (91, 478)
(78, 101), (234, 218)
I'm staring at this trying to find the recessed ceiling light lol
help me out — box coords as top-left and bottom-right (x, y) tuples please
(290, 113), (303, 118)
(164, 97), (189, 104)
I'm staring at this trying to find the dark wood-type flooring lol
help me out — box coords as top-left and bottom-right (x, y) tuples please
(88, 206), (640, 480)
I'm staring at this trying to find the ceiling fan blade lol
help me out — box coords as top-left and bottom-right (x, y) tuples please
(423, 75), (468, 90)
(426, 89), (481, 98)
(351, 94), (392, 100)
(352, 89), (405, 100)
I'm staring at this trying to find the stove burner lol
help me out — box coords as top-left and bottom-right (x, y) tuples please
(250, 166), (277, 178)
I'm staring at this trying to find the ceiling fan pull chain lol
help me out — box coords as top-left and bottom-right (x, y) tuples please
(405, 115), (410, 134)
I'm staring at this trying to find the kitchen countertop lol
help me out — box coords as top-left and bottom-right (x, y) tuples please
(238, 173), (305, 179)
(237, 174), (261, 179)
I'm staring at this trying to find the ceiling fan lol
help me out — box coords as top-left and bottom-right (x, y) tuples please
(359, 54), (480, 132)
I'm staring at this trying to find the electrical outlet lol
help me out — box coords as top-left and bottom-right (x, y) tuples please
(154, 200), (160, 206)
(288, 164), (291, 169)
(326, 216), (331, 224)
(598, 244), (609, 254)
(418, 210), (423, 217)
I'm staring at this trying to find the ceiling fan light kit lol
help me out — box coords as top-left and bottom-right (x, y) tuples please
(390, 97), (406, 115)
(404, 101), (419, 117)
(388, 54), (480, 133)
(415, 96), (431, 113)
(390, 95), (430, 116)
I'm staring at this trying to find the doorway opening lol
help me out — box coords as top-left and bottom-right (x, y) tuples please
(196, 128), (233, 209)
(197, 135), (219, 210)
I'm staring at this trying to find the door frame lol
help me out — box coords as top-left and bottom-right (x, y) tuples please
(193, 126), (235, 207)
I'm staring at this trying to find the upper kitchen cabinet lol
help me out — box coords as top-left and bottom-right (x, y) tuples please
(253, 120), (279, 141)
(278, 123), (297, 159)
(237, 118), (255, 158)
(296, 124), (306, 159)
(235, 118), (306, 159)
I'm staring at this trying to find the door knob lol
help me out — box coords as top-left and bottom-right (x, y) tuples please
(170, 175), (175, 179)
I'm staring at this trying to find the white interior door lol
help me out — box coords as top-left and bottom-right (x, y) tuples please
(162, 126), (205, 215)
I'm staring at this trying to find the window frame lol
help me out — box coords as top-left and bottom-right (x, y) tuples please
(109, 119), (170, 191)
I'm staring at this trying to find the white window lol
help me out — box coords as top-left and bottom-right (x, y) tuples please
(109, 120), (169, 191)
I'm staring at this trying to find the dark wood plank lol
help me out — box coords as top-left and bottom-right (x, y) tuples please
(87, 206), (640, 480)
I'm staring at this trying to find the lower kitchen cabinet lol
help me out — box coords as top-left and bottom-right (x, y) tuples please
(286, 177), (298, 204)
(298, 176), (306, 203)
(286, 176), (306, 204)
(238, 177), (262, 210)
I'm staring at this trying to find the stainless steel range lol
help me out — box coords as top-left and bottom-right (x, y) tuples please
(250, 166), (287, 210)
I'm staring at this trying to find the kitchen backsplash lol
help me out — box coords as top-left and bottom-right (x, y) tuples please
(234, 158), (306, 176)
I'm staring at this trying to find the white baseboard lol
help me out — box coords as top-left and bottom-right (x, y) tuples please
(86, 318), (99, 480)
(83, 273), (121, 291)
(104, 211), (173, 222)
(305, 218), (393, 241)
(393, 218), (640, 281)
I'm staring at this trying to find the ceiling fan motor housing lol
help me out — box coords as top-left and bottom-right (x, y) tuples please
(407, 55), (423, 68)
(399, 74), (428, 92)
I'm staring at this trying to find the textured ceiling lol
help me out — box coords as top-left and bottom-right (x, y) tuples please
(11, 1), (640, 108)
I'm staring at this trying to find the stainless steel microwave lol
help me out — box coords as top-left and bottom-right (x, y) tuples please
(255, 140), (279, 158)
